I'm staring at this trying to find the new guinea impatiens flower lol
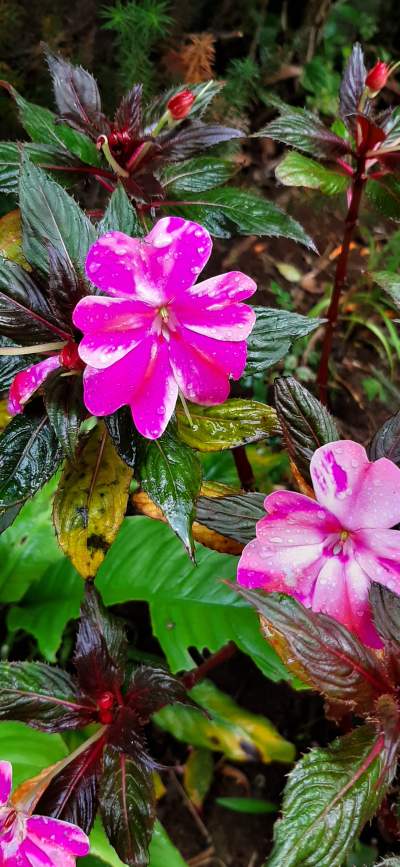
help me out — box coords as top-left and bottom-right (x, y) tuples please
(237, 440), (400, 648)
(8, 341), (84, 416)
(0, 760), (89, 865)
(73, 217), (257, 439)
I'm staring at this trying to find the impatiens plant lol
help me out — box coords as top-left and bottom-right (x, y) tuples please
(2, 33), (400, 867)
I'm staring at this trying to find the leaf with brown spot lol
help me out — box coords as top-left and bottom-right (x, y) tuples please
(53, 424), (133, 578)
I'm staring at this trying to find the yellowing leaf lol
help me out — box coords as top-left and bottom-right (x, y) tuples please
(154, 680), (295, 764)
(53, 424), (133, 579)
(0, 210), (30, 269)
(183, 747), (214, 809)
(176, 399), (279, 452)
(0, 399), (11, 434)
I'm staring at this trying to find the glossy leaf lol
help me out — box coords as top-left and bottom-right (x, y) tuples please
(74, 582), (127, 697)
(0, 141), (85, 195)
(176, 399), (279, 452)
(246, 310), (324, 374)
(276, 151), (349, 196)
(196, 490), (265, 544)
(366, 177), (400, 222)
(10, 86), (101, 165)
(126, 666), (191, 719)
(0, 257), (64, 342)
(216, 797), (276, 814)
(0, 477), (60, 604)
(99, 184), (143, 237)
(137, 428), (202, 556)
(170, 187), (316, 248)
(256, 100), (350, 159)
(45, 47), (102, 129)
(183, 748), (213, 809)
(7, 557), (83, 661)
(239, 590), (390, 716)
(163, 157), (236, 194)
(38, 733), (105, 835)
(44, 369), (85, 460)
(100, 746), (155, 867)
(162, 120), (243, 160)
(267, 725), (391, 867)
(0, 209), (28, 267)
(20, 157), (96, 275)
(97, 517), (289, 682)
(373, 270), (400, 309)
(53, 424), (133, 579)
(0, 407), (62, 508)
(0, 337), (39, 393)
(274, 376), (340, 483)
(0, 661), (93, 730)
(87, 818), (188, 867)
(339, 43), (367, 132)
(47, 242), (88, 328)
(0, 721), (68, 788)
(370, 583), (400, 649)
(154, 679), (295, 763)
(368, 410), (400, 465)
(105, 407), (137, 470)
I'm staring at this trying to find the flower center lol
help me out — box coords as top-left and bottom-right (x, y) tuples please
(97, 691), (115, 724)
(332, 530), (350, 556)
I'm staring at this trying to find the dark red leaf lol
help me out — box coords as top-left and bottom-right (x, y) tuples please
(339, 42), (369, 132)
(107, 706), (154, 765)
(47, 244), (89, 331)
(161, 120), (243, 160)
(125, 666), (192, 721)
(115, 85), (143, 137)
(100, 746), (155, 867)
(0, 258), (69, 343)
(356, 115), (386, 154)
(37, 732), (106, 834)
(0, 662), (95, 731)
(74, 584), (127, 699)
(368, 411), (400, 466)
(44, 45), (107, 138)
(370, 583), (400, 648)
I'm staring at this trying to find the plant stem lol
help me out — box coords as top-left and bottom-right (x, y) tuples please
(233, 445), (255, 490)
(181, 642), (237, 690)
(317, 156), (366, 404)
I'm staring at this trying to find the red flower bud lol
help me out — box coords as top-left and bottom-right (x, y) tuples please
(167, 90), (195, 120)
(59, 340), (84, 371)
(365, 60), (390, 94)
(97, 692), (115, 724)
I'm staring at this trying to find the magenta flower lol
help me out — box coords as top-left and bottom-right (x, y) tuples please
(73, 217), (257, 439)
(0, 760), (89, 865)
(237, 440), (400, 647)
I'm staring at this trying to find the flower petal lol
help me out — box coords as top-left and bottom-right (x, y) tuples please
(8, 356), (61, 415)
(169, 328), (230, 405)
(237, 536), (324, 599)
(354, 528), (400, 594)
(176, 299), (256, 342)
(0, 761), (12, 805)
(85, 218), (212, 303)
(21, 837), (54, 867)
(27, 816), (89, 857)
(130, 340), (178, 439)
(174, 326), (248, 380)
(310, 440), (400, 530)
(82, 337), (154, 416)
(260, 490), (341, 545)
(311, 556), (381, 648)
(73, 295), (153, 335)
(184, 271), (257, 304)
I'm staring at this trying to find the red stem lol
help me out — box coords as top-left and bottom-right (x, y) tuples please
(317, 156), (366, 404)
(40, 163), (115, 180)
(233, 445), (255, 490)
(181, 642), (237, 690)
(95, 175), (115, 193)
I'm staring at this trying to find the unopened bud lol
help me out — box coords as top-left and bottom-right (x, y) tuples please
(59, 341), (84, 371)
(365, 60), (391, 96)
(167, 90), (195, 121)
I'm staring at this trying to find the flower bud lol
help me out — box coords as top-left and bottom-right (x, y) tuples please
(167, 90), (195, 121)
(365, 60), (391, 96)
(59, 340), (84, 371)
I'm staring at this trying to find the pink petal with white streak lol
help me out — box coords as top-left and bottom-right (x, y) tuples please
(175, 326), (248, 380)
(169, 328), (230, 405)
(27, 816), (89, 857)
(130, 339), (178, 439)
(8, 356), (61, 415)
(0, 761), (12, 805)
(260, 490), (341, 545)
(82, 337), (154, 416)
(311, 556), (381, 648)
(184, 271), (257, 304)
(176, 299), (256, 341)
(237, 537), (325, 599)
(354, 528), (400, 594)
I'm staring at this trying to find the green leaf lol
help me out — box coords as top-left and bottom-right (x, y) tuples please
(169, 187), (316, 249)
(196, 490), (265, 544)
(163, 157), (236, 194)
(19, 156), (96, 274)
(267, 725), (391, 867)
(53, 424), (133, 579)
(0, 477), (60, 604)
(7, 557), (83, 661)
(10, 87), (100, 166)
(240, 590), (390, 716)
(99, 184), (143, 236)
(154, 679), (294, 763)
(0, 407), (62, 508)
(137, 428), (202, 556)
(183, 747), (213, 809)
(0, 721), (68, 788)
(176, 399), (279, 451)
(99, 746), (155, 867)
(373, 271), (400, 309)
(216, 797), (277, 814)
(274, 377), (340, 483)
(97, 517), (288, 682)
(276, 152), (349, 196)
(366, 178), (400, 222)
(0, 142), (85, 195)
(87, 818), (188, 867)
(44, 370), (85, 461)
(246, 309), (325, 374)
(255, 100), (350, 160)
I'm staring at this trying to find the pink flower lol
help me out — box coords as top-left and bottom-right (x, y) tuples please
(237, 440), (400, 648)
(0, 760), (89, 865)
(73, 217), (256, 439)
(8, 341), (84, 416)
